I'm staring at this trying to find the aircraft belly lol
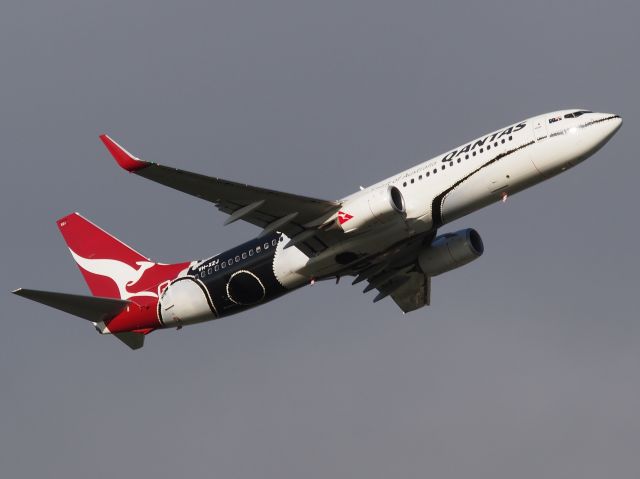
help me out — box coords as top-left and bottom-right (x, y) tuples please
(299, 223), (413, 278)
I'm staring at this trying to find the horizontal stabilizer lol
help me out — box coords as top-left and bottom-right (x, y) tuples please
(12, 288), (131, 322)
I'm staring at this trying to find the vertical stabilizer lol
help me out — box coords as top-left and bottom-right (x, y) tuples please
(57, 213), (189, 301)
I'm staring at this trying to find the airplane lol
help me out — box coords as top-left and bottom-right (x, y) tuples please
(13, 109), (622, 349)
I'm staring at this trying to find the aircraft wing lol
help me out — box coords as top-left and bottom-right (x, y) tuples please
(345, 232), (432, 313)
(100, 135), (342, 255)
(359, 268), (430, 313)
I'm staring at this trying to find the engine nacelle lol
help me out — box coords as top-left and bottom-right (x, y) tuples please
(418, 228), (484, 276)
(338, 185), (406, 233)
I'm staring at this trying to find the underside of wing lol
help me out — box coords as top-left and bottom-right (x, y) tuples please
(342, 232), (433, 313)
(389, 273), (430, 313)
(100, 135), (342, 256)
(360, 268), (431, 313)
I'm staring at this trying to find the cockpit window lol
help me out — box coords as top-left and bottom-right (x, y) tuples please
(564, 110), (592, 119)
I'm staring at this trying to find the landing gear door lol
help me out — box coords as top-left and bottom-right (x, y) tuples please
(533, 116), (548, 142)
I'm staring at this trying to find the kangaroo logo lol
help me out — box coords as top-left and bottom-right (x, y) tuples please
(69, 249), (158, 299)
(337, 210), (353, 225)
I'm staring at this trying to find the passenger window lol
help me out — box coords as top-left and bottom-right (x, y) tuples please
(411, 178), (414, 184)
(403, 182), (407, 187)
(228, 258), (233, 265)
(419, 175), (422, 180)
(201, 271), (206, 278)
(426, 171), (430, 177)
(272, 239), (277, 246)
(256, 246), (261, 253)
(207, 268), (212, 275)
(508, 136), (512, 141)
(235, 255), (240, 262)
(264, 243), (269, 250)
(242, 252), (247, 259)
(501, 139), (505, 144)
(221, 262), (227, 269)
(249, 249), (254, 256)
(214, 265), (219, 272)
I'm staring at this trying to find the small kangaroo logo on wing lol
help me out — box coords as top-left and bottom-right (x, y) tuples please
(337, 211), (353, 225)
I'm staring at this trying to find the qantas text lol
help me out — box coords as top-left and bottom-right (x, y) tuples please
(441, 122), (527, 162)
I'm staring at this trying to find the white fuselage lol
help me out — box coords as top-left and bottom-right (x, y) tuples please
(293, 110), (622, 279)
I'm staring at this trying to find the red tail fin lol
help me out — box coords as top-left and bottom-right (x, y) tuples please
(57, 213), (190, 301)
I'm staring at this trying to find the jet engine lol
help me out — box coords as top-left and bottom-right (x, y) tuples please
(338, 185), (406, 233)
(418, 228), (484, 276)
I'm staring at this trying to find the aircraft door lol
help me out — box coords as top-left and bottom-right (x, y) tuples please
(533, 116), (548, 142)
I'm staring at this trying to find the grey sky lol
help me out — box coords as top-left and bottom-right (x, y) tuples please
(2, 1), (639, 478)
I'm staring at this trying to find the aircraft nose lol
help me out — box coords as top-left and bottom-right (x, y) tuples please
(565, 112), (622, 168)
(611, 115), (622, 135)
(594, 112), (622, 138)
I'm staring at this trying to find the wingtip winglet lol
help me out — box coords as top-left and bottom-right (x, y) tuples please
(99, 134), (149, 172)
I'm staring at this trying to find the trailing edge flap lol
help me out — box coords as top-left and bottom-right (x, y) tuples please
(12, 288), (132, 322)
(114, 332), (145, 350)
(389, 273), (431, 313)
